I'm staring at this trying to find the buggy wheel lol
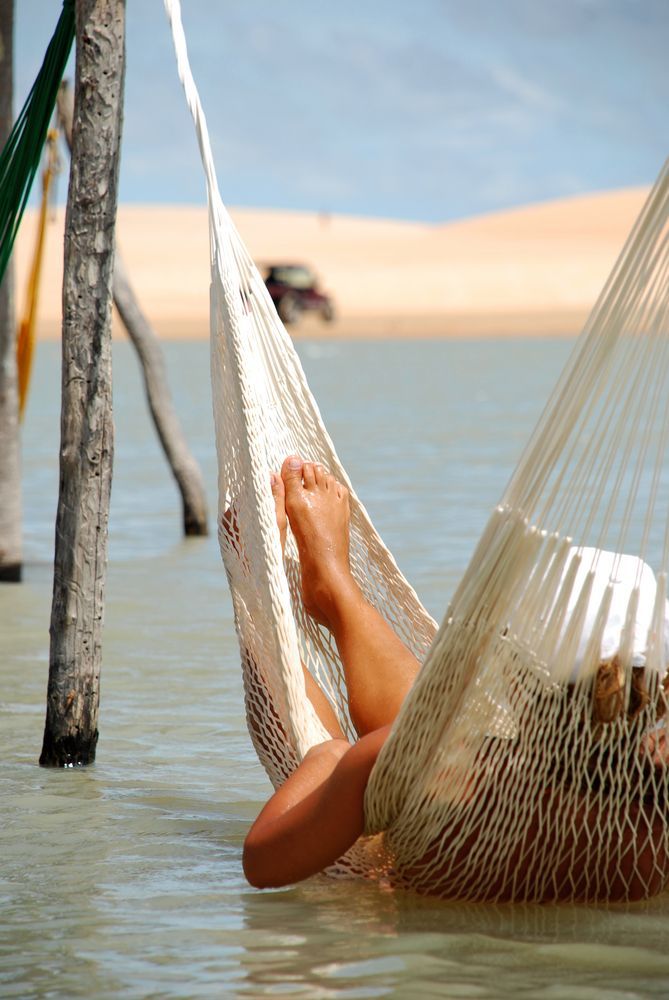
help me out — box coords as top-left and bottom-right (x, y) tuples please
(278, 293), (302, 325)
(321, 300), (335, 323)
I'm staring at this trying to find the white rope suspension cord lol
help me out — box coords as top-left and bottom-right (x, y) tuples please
(163, 0), (333, 762)
(163, 0), (435, 795)
(365, 158), (669, 901)
(504, 165), (669, 522)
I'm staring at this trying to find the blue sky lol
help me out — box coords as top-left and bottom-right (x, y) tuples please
(14, 0), (669, 222)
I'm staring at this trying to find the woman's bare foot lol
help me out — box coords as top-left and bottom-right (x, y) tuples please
(280, 455), (360, 628)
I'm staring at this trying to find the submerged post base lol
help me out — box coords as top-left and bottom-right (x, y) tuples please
(184, 508), (208, 536)
(39, 730), (98, 768)
(0, 562), (22, 582)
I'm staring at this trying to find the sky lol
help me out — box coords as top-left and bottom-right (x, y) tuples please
(13, 0), (669, 223)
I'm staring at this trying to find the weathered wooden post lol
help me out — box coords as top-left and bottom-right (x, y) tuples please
(57, 80), (208, 537)
(40, 0), (125, 767)
(0, 0), (22, 583)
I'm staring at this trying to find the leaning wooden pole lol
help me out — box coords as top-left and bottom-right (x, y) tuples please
(40, 0), (125, 767)
(0, 0), (22, 583)
(57, 81), (208, 537)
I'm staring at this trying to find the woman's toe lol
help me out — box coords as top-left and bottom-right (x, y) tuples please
(314, 463), (327, 488)
(270, 471), (287, 550)
(302, 462), (316, 489)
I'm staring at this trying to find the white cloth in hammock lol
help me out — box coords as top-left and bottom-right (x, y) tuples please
(549, 547), (669, 680)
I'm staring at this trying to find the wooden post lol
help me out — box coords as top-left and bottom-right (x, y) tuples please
(0, 0), (22, 583)
(57, 81), (208, 537)
(40, 0), (125, 767)
(113, 254), (209, 535)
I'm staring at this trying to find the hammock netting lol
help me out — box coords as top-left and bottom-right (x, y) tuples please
(166, 0), (669, 901)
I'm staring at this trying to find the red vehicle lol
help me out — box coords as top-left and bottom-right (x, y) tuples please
(264, 264), (335, 325)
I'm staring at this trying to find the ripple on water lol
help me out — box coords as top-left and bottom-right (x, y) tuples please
(5, 340), (669, 998)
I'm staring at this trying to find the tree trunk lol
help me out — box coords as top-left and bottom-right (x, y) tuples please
(57, 81), (208, 537)
(0, 0), (22, 583)
(40, 0), (125, 768)
(113, 254), (209, 535)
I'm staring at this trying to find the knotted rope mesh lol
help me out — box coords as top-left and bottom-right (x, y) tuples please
(365, 164), (669, 901)
(166, 0), (669, 900)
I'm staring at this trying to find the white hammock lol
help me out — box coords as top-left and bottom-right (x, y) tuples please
(165, 0), (669, 901)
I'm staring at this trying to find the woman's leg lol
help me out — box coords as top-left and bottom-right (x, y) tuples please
(280, 456), (420, 736)
(244, 459), (417, 890)
(243, 724), (391, 888)
(270, 472), (346, 740)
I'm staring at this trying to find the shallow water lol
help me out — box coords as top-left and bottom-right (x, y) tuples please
(3, 337), (669, 998)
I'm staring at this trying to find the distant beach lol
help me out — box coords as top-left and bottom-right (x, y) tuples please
(15, 187), (648, 340)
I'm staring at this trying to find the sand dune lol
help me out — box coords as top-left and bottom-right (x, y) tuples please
(14, 187), (649, 339)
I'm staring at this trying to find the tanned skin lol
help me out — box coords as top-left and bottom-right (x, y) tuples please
(243, 457), (669, 900)
(243, 456), (419, 889)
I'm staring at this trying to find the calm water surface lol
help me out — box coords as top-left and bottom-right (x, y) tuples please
(3, 338), (669, 998)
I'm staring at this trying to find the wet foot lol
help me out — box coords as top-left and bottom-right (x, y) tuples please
(270, 472), (288, 555)
(280, 455), (359, 628)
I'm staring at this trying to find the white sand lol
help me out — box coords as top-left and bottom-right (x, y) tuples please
(14, 187), (649, 339)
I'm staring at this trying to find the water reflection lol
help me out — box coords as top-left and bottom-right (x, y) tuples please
(1, 764), (123, 997)
(4, 340), (669, 998)
(237, 881), (669, 997)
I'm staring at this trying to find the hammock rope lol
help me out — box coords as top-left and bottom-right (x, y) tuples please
(165, 0), (669, 901)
